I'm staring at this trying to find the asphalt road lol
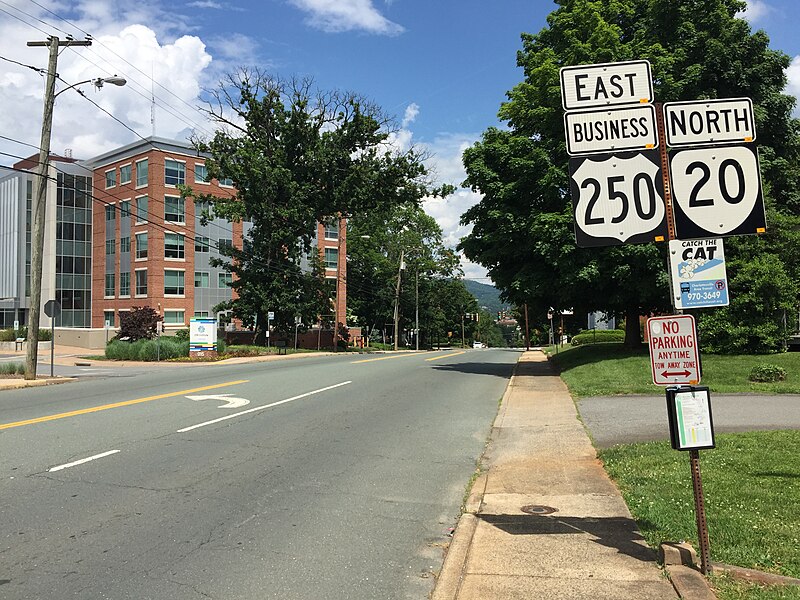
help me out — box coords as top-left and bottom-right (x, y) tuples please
(577, 393), (800, 448)
(0, 348), (520, 599)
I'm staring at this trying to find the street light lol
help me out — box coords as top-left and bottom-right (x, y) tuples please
(25, 63), (126, 379)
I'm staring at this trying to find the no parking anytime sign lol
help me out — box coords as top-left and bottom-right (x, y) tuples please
(647, 314), (701, 386)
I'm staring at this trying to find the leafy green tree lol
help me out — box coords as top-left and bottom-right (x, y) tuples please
(460, 0), (800, 351)
(346, 202), (462, 347)
(183, 71), (444, 343)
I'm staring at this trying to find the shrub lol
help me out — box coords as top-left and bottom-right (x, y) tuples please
(117, 306), (162, 342)
(0, 362), (25, 375)
(571, 329), (625, 346)
(0, 328), (51, 341)
(174, 328), (190, 342)
(749, 364), (787, 383)
(217, 339), (226, 355)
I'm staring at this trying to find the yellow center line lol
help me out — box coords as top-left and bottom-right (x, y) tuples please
(0, 380), (250, 431)
(425, 351), (467, 362)
(351, 352), (425, 364)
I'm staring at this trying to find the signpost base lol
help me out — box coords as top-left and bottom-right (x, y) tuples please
(690, 449), (712, 575)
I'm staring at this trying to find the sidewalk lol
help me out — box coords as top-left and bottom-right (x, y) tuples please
(433, 351), (682, 600)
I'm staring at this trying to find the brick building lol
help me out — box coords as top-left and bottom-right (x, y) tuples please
(84, 137), (348, 339)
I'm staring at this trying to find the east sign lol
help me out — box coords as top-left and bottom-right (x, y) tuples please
(560, 60), (653, 110)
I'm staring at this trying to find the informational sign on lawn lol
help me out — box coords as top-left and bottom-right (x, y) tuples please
(647, 314), (701, 386)
(190, 317), (218, 352)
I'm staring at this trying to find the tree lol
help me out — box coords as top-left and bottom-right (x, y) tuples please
(460, 0), (800, 351)
(183, 71), (445, 343)
(117, 306), (162, 342)
(346, 202), (462, 346)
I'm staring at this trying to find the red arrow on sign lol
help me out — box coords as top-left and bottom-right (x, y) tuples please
(661, 370), (692, 378)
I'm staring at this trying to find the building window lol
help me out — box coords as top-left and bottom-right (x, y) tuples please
(218, 238), (233, 253)
(165, 159), (185, 186)
(194, 311), (209, 318)
(120, 271), (130, 296)
(119, 200), (131, 218)
(105, 169), (116, 188)
(104, 310), (115, 326)
(120, 236), (130, 253)
(195, 236), (211, 253)
(135, 159), (148, 186)
(105, 239), (115, 255)
(324, 247), (339, 270)
(135, 269), (147, 296)
(195, 163), (208, 183)
(194, 271), (210, 288)
(119, 164), (132, 185)
(218, 272), (232, 288)
(164, 195), (185, 223)
(165, 270), (185, 295)
(135, 232), (148, 259)
(324, 220), (339, 240)
(194, 200), (214, 223)
(105, 204), (116, 221)
(164, 232), (185, 259)
(219, 176), (233, 187)
(164, 310), (185, 325)
(104, 273), (115, 297)
(136, 196), (148, 222)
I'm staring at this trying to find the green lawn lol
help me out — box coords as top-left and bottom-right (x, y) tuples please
(600, 432), (800, 598)
(547, 343), (800, 396)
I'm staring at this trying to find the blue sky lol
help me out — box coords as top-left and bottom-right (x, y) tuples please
(0, 0), (798, 281)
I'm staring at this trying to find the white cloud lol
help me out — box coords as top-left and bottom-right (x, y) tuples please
(419, 132), (489, 282)
(402, 102), (419, 127)
(787, 56), (800, 117)
(0, 4), (223, 161)
(738, 0), (772, 22)
(288, 0), (404, 35)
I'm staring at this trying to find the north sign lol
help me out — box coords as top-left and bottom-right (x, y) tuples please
(647, 314), (701, 386)
(560, 60), (653, 110)
(568, 149), (667, 247)
(669, 143), (766, 239)
(564, 104), (658, 155)
(663, 98), (756, 147)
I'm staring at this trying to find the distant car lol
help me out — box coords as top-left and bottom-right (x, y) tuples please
(472, 341), (485, 348)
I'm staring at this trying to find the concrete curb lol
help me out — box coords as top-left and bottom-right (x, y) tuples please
(0, 377), (75, 391)
(431, 513), (479, 600)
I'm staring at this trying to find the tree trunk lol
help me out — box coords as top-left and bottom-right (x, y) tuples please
(624, 305), (642, 348)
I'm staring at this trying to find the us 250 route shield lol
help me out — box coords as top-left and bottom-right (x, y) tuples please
(568, 149), (668, 247)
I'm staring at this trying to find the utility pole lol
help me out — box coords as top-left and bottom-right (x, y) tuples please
(25, 36), (92, 380)
(414, 267), (419, 351)
(392, 249), (404, 351)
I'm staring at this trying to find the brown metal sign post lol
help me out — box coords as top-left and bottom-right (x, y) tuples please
(690, 449), (712, 574)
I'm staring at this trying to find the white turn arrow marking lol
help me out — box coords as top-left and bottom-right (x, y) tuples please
(186, 394), (250, 409)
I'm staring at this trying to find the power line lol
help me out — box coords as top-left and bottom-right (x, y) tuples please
(26, 0), (215, 137)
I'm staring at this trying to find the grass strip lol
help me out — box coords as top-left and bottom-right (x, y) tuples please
(548, 344), (800, 396)
(599, 431), (800, 598)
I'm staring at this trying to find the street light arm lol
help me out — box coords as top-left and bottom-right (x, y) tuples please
(54, 75), (127, 99)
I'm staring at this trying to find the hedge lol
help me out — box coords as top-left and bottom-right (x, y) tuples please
(570, 329), (625, 346)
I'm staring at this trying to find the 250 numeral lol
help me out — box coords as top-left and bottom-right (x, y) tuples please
(580, 173), (658, 225)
